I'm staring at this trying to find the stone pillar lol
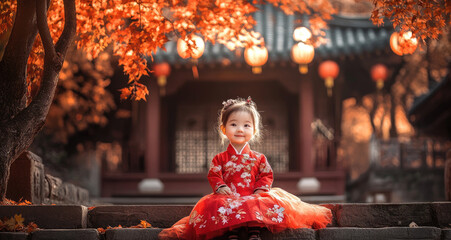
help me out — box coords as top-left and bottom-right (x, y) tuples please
(297, 77), (320, 193)
(6, 151), (45, 204)
(139, 79), (163, 193)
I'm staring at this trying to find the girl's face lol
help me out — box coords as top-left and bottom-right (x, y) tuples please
(222, 110), (254, 149)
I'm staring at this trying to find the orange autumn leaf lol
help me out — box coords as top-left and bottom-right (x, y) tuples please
(1, 198), (32, 206)
(0, 214), (39, 233)
(119, 87), (132, 100)
(130, 220), (152, 228)
(96, 220), (152, 234)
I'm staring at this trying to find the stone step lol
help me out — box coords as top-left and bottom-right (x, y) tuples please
(1, 203), (449, 230)
(0, 205), (87, 229)
(88, 205), (192, 228)
(87, 203), (451, 229)
(0, 227), (449, 240)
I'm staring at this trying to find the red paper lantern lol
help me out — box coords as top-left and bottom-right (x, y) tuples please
(371, 64), (388, 90)
(153, 62), (171, 96)
(291, 42), (315, 74)
(244, 45), (268, 74)
(318, 60), (339, 96)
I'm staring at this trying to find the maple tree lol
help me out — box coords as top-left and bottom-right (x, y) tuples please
(0, 0), (449, 202)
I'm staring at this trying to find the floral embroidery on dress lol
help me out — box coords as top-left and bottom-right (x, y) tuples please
(255, 211), (263, 221)
(259, 159), (272, 173)
(266, 204), (285, 223)
(210, 164), (221, 173)
(212, 195), (255, 226)
(189, 210), (207, 228)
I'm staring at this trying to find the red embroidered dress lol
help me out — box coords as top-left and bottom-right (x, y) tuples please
(159, 144), (332, 240)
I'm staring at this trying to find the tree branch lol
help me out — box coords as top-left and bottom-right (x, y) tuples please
(36, 0), (56, 59)
(0, 0), (38, 122)
(55, 0), (76, 56)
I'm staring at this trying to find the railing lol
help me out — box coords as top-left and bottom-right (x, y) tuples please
(314, 138), (338, 171)
(371, 138), (449, 169)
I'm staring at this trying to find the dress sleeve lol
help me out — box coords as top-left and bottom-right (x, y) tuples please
(207, 155), (227, 192)
(254, 154), (273, 192)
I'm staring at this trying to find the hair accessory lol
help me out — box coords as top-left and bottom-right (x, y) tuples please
(222, 99), (235, 109)
(246, 96), (253, 105)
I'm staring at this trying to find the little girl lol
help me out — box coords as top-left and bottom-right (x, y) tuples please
(159, 97), (332, 240)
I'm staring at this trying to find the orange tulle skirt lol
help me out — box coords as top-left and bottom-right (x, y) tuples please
(159, 188), (332, 240)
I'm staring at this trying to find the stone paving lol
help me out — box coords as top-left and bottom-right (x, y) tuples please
(0, 202), (449, 239)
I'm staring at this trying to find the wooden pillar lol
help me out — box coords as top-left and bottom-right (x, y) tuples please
(297, 76), (321, 194)
(146, 79), (160, 178)
(299, 77), (314, 177)
(139, 79), (163, 193)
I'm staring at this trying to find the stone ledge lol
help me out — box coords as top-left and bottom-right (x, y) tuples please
(318, 227), (442, 240)
(31, 229), (99, 240)
(88, 205), (192, 228)
(266, 228), (315, 240)
(442, 229), (451, 240)
(105, 228), (162, 240)
(0, 232), (28, 240)
(331, 203), (435, 227)
(431, 202), (451, 228)
(0, 205), (87, 229)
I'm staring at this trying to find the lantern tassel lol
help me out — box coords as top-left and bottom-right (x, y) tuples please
(192, 65), (199, 79)
(376, 80), (384, 90)
(252, 66), (262, 74)
(299, 65), (308, 74)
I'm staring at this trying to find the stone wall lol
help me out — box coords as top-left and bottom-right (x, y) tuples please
(6, 151), (89, 204)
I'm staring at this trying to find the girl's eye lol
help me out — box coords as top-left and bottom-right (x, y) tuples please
(231, 123), (236, 126)
(245, 124), (251, 127)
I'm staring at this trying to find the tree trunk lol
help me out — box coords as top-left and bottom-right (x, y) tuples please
(389, 95), (397, 138)
(0, 0), (76, 201)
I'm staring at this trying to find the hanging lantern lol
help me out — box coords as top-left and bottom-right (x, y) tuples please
(244, 45), (268, 74)
(318, 60), (339, 97)
(293, 27), (312, 42)
(398, 31), (418, 54)
(177, 35), (205, 59)
(177, 35), (205, 79)
(390, 31), (418, 56)
(291, 42), (315, 74)
(371, 64), (388, 90)
(153, 62), (171, 96)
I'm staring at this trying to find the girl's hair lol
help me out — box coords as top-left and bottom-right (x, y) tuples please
(218, 96), (262, 144)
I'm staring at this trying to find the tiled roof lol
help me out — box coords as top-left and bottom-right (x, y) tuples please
(153, 4), (393, 64)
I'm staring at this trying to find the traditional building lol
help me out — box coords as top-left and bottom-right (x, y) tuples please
(100, 5), (395, 201)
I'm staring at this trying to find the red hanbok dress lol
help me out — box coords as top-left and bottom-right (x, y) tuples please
(159, 143), (332, 240)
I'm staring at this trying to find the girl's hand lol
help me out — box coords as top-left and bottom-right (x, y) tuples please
(254, 189), (266, 195)
(217, 186), (232, 195)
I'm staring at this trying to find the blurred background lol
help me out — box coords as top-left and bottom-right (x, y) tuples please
(3, 0), (449, 205)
